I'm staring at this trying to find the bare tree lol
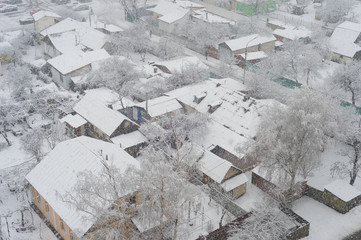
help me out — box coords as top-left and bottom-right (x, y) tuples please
(229, 198), (292, 240)
(21, 128), (46, 162)
(87, 57), (143, 108)
(5, 65), (33, 100)
(154, 37), (184, 60)
(331, 109), (361, 185)
(108, 23), (151, 61)
(168, 63), (209, 88)
(331, 61), (361, 105)
(320, 0), (356, 25)
(245, 89), (340, 205)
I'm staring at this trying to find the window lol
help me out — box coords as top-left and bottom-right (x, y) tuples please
(70, 233), (75, 240)
(37, 194), (41, 206)
(45, 202), (49, 212)
(60, 220), (65, 232)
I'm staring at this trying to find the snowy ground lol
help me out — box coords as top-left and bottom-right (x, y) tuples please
(0, 135), (57, 240)
(294, 197), (361, 240)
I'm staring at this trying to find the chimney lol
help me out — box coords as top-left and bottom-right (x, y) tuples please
(216, 83), (221, 87)
(154, 67), (158, 73)
(206, 12), (208, 20)
(100, 149), (103, 156)
(106, 154), (108, 160)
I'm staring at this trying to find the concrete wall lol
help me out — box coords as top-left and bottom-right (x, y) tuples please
(331, 52), (353, 64)
(224, 167), (241, 181)
(232, 183), (246, 199)
(42, 41), (61, 58)
(35, 16), (57, 33)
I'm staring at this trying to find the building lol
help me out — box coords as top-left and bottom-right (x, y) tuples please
(47, 49), (110, 91)
(133, 96), (184, 122)
(267, 19), (312, 43)
(26, 136), (141, 240)
(73, 89), (139, 142)
(41, 18), (107, 58)
(329, 21), (361, 63)
(148, 0), (191, 33)
(218, 34), (276, 60)
(31, 10), (61, 33)
(195, 146), (248, 199)
(59, 113), (88, 137)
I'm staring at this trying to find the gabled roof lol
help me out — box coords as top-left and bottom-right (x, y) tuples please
(238, 51), (268, 60)
(47, 49), (110, 75)
(111, 130), (148, 149)
(74, 90), (137, 136)
(149, 0), (190, 24)
(273, 25), (311, 41)
(60, 114), (87, 128)
(135, 96), (183, 118)
(32, 10), (61, 22)
(330, 21), (361, 58)
(196, 146), (239, 183)
(166, 78), (278, 138)
(26, 136), (140, 238)
(223, 34), (276, 51)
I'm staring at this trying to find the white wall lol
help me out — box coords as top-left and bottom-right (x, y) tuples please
(35, 17), (57, 33)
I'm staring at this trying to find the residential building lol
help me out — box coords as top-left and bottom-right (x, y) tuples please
(26, 136), (141, 240)
(31, 10), (61, 33)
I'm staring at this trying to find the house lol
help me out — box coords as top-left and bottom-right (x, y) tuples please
(47, 49), (110, 90)
(195, 146), (248, 199)
(218, 34), (276, 60)
(59, 113), (87, 137)
(236, 51), (268, 67)
(191, 10), (234, 26)
(95, 22), (124, 35)
(148, 0), (191, 33)
(329, 21), (361, 63)
(73, 89), (139, 142)
(41, 18), (107, 58)
(111, 130), (148, 157)
(26, 136), (141, 240)
(31, 10), (61, 33)
(133, 96), (184, 122)
(269, 20), (312, 43)
(233, 0), (276, 16)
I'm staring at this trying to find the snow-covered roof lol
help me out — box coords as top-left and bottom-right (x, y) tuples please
(273, 25), (311, 41)
(40, 18), (81, 37)
(166, 78), (277, 138)
(74, 91), (136, 136)
(324, 179), (361, 202)
(221, 173), (248, 191)
(84, 88), (135, 110)
(32, 10), (61, 22)
(330, 21), (361, 58)
(177, 0), (204, 9)
(238, 51), (268, 60)
(196, 147), (239, 183)
(111, 130), (148, 149)
(60, 114), (87, 128)
(192, 10), (234, 24)
(158, 8), (189, 24)
(223, 34), (276, 52)
(149, 0), (190, 24)
(136, 96), (183, 118)
(26, 136), (140, 238)
(154, 56), (208, 74)
(47, 49), (110, 75)
(95, 22), (124, 33)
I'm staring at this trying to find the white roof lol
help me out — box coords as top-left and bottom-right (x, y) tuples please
(166, 78), (277, 138)
(47, 49), (110, 75)
(238, 51), (268, 60)
(330, 22), (361, 58)
(177, 0), (204, 9)
(150, 0), (190, 24)
(221, 173), (248, 191)
(84, 88), (135, 110)
(40, 18), (81, 37)
(26, 136), (140, 238)
(154, 56), (208, 73)
(136, 96), (183, 118)
(74, 91), (136, 136)
(158, 8), (189, 23)
(223, 34), (276, 52)
(192, 10), (234, 24)
(111, 130), (147, 149)
(32, 10), (61, 22)
(324, 179), (361, 202)
(273, 25), (311, 41)
(60, 114), (87, 128)
(196, 147), (238, 183)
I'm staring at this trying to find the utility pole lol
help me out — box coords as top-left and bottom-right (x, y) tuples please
(243, 35), (258, 84)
